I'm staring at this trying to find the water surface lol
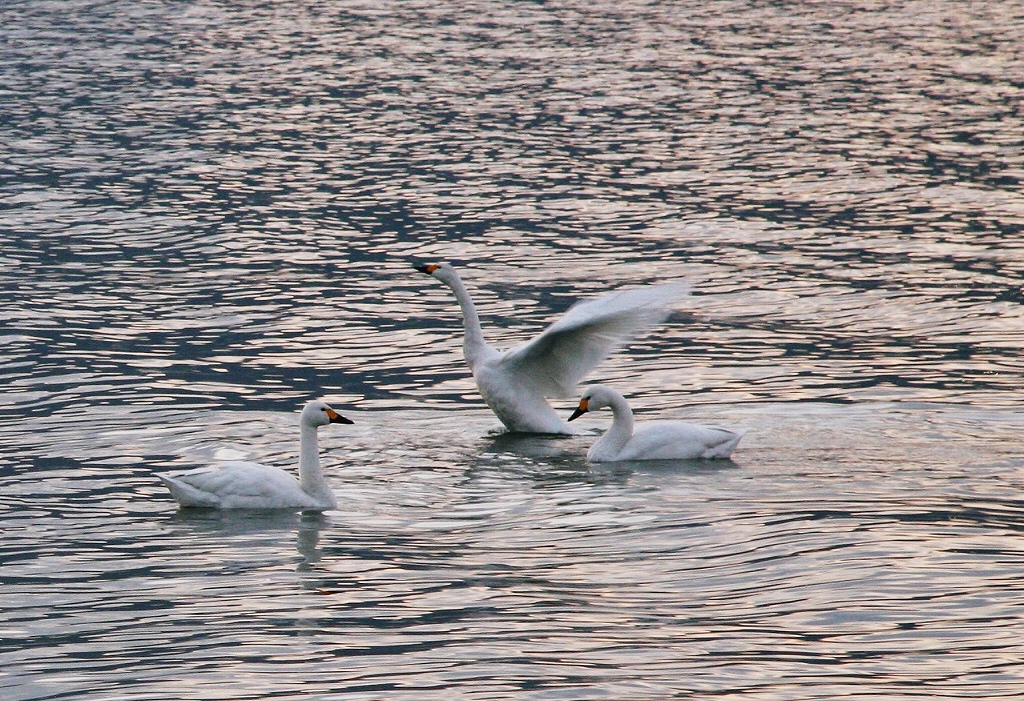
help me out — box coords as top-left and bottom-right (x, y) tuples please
(2, 1), (1024, 699)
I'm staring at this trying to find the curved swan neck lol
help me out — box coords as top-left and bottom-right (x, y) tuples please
(605, 392), (635, 440)
(593, 391), (635, 456)
(298, 424), (330, 496)
(441, 272), (489, 366)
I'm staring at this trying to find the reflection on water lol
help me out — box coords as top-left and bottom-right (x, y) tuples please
(2, 0), (1024, 698)
(4, 403), (1024, 699)
(2, 0), (1023, 418)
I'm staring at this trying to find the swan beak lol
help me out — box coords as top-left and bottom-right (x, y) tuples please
(415, 263), (439, 275)
(326, 408), (354, 425)
(568, 397), (589, 422)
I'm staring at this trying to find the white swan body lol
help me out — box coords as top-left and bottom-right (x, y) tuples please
(416, 262), (687, 434)
(158, 400), (352, 510)
(569, 385), (742, 461)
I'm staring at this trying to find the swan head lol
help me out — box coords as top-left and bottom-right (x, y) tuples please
(301, 399), (354, 428)
(568, 385), (619, 421)
(414, 261), (459, 286)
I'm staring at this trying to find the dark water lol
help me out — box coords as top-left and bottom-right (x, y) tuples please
(2, 1), (1024, 699)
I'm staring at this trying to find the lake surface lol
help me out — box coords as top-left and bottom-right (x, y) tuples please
(2, 0), (1024, 698)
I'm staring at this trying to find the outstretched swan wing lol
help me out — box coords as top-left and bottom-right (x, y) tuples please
(499, 282), (688, 397)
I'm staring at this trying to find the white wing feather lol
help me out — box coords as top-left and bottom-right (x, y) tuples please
(499, 282), (688, 397)
(158, 462), (306, 507)
(623, 422), (742, 460)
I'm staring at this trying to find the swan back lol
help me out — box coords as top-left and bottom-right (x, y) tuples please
(158, 399), (352, 510)
(570, 384), (742, 461)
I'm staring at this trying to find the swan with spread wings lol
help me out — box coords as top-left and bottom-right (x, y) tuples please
(415, 262), (687, 434)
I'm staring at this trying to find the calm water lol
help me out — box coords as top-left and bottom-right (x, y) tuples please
(2, 0), (1024, 698)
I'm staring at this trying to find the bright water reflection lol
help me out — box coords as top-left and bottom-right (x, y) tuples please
(4, 405), (1024, 699)
(2, 0), (1024, 698)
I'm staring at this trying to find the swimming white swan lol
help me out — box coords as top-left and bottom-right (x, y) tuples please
(415, 262), (687, 434)
(157, 400), (352, 510)
(568, 385), (742, 461)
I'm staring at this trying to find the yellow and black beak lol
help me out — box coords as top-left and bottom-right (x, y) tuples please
(568, 397), (589, 422)
(326, 408), (354, 425)
(414, 263), (439, 275)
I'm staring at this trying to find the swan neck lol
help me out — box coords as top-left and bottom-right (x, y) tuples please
(598, 394), (635, 453)
(298, 424), (329, 495)
(444, 273), (488, 363)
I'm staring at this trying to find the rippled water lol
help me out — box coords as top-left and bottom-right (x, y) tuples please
(3, 0), (1024, 698)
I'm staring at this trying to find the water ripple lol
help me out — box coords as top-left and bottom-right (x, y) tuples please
(3, 0), (1024, 698)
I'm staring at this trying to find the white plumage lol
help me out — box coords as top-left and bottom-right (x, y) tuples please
(569, 385), (742, 462)
(157, 400), (352, 510)
(416, 262), (687, 434)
